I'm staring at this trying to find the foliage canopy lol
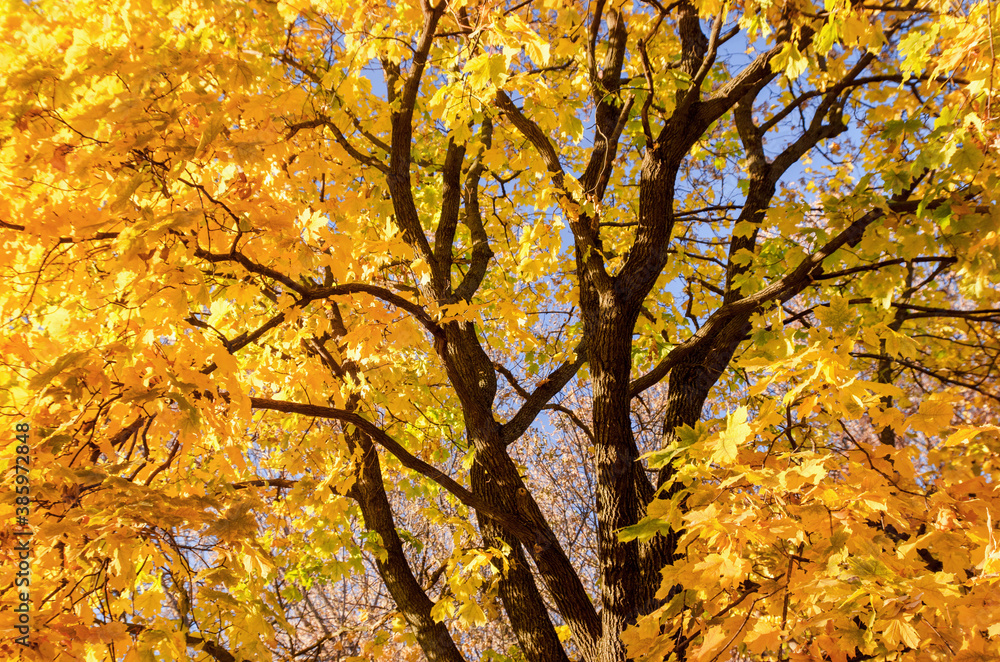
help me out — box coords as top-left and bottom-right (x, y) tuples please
(2, 0), (1000, 661)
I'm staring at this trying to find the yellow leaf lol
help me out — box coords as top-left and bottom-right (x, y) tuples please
(771, 41), (809, 79)
(712, 407), (751, 464)
(944, 426), (1000, 446)
(908, 396), (955, 436)
(411, 257), (432, 285)
(744, 624), (781, 655)
(882, 619), (921, 649)
(692, 625), (732, 661)
(457, 600), (487, 626)
(430, 598), (455, 622)
(815, 295), (852, 331)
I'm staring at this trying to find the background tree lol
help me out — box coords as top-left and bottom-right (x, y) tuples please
(1, 0), (999, 661)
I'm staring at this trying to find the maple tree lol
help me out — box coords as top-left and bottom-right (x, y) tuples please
(2, 0), (1000, 660)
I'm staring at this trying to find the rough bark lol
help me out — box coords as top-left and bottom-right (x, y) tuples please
(318, 304), (467, 662)
(589, 305), (647, 662)
(453, 319), (602, 662)
(470, 453), (573, 662)
(350, 430), (468, 662)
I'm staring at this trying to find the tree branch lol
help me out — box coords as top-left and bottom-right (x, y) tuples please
(501, 340), (589, 445)
(453, 119), (495, 303)
(249, 397), (536, 542)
